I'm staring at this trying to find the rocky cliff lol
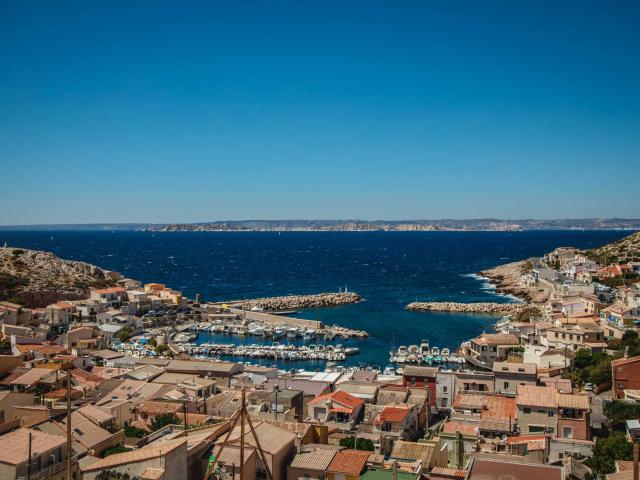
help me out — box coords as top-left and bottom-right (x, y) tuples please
(588, 230), (640, 263)
(0, 247), (116, 308)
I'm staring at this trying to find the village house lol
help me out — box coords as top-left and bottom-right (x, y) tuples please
(0, 427), (70, 480)
(90, 286), (127, 308)
(373, 405), (419, 441)
(218, 420), (297, 480)
(462, 334), (521, 369)
(401, 366), (436, 407)
(326, 449), (371, 480)
(436, 370), (496, 411)
(46, 301), (75, 325)
(308, 391), (364, 429)
(611, 355), (640, 400)
(515, 386), (590, 440)
(82, 437), (188, 480)
(523, 344), (574, 369)
(600, 304), (640, 329)
(287, 445), (340, 480)
(492, 362), (537, 396)
(389, 440), (448, 473)
(542, 322), (607, 352)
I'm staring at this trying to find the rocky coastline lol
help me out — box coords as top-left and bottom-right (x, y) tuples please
(405, 301), (528, 314)
(231, 292), (362, 311)
(0, 246), (116, 308)
(479, 260), (552, 303)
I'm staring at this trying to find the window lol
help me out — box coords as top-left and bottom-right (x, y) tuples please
(503, 382), (509, 389)
(411, 378), (416, 386)
(529, 425), (546, 433)
(548, 411), (554, 417)
(442, 386), (447, 393)
(523, 407), (531, 414)
(562, 426), (573, 439)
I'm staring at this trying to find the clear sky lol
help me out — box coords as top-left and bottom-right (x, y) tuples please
(1, 1), (639, 224)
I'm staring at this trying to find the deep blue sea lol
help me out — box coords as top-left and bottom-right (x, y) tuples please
(0, 230), (630, 368)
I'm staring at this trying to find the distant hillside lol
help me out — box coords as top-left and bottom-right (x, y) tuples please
(0, 247), (116, 307)
(2, 218), (640, 232)
(143, 218), (640, 232)
(588, 231), (640, 263)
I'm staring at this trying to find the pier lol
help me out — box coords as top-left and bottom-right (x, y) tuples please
(405, 301), (528, 314)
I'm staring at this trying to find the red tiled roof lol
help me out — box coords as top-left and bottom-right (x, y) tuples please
(308, 390), (364, 411)
(327, 449), (370, 475)
(93, 287), (125, 294)
(45, 387), (82, 400)
(374, 406), (411, 425)
(430, 467), (467, 478)
(442, 421), (479, 436)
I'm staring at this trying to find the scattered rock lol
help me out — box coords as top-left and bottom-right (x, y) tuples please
(406, 301), (528, 314)
(235, 292), (361, 311)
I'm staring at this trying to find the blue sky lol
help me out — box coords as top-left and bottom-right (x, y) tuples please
(1, 1), (639, 224)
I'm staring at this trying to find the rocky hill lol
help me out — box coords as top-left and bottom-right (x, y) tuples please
(0, 247), (116, 307)
(588, 230), (640, 263)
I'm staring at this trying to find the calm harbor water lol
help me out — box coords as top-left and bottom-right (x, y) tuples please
(0, 230), (629, 368)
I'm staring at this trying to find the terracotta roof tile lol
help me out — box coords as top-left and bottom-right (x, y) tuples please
(374, 406), (411, 425)
(327, 449), (370, 475)
(0, 428), (66, 465)
(308, 390), (364, 411)
(82, 438), (186, 471)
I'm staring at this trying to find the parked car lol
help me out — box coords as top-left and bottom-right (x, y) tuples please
(584, 383), (595, 392)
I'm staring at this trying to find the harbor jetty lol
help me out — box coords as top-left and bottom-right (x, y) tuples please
(220, 292), (361, 311)
(405, 301), (528, 314)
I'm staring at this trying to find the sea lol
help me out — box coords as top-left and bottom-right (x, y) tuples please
(0, 230), (629, 369)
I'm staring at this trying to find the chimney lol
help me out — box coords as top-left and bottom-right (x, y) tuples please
(295, 434), (303, 454)
(625, 346), (630, 359)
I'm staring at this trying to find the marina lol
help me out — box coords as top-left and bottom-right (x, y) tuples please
(389, 339), (465, 365)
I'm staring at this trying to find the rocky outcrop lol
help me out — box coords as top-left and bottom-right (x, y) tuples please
(479, 260), (552, 303)
(234, 292), (361, 311)
(0, 247), (116, 307)
(406, 301), (528, 314)
(588, 230), (640, 263)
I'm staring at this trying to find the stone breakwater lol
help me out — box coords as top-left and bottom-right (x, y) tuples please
(235, 292), (362, 311)
(405, 301), (528, 314)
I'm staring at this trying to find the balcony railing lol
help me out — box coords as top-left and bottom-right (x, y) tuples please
(17, 454), (78, 480)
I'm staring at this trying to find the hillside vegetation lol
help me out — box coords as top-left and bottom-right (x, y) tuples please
(0, 247), (115, 307)
(588, 231), (640, 263)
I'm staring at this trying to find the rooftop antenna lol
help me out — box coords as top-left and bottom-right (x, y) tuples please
(204, 387), (273, 480)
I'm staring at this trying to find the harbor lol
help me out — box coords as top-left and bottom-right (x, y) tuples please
(388, 339), (466, 365)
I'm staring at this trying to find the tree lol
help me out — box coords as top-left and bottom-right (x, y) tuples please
(116, 325), (134, 342)
(603, 400), (640, 431)
(569, 349), (612, 386)
(584, 432), (633, 477)
(339, 436), (375, 451)
(124, 425), (148, 438)
(101, 445), (132, 458)
(150, 412), (180, 431)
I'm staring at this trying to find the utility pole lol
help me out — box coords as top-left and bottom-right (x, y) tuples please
(240, 388), (245, 480)
(66, 369), (72, 480)
(274, 385), (280, 421)
(205, 387), (273, 480)
(27, 430), (32, 480)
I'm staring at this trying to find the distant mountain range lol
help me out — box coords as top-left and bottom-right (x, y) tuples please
(1, 218), (640, 231)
